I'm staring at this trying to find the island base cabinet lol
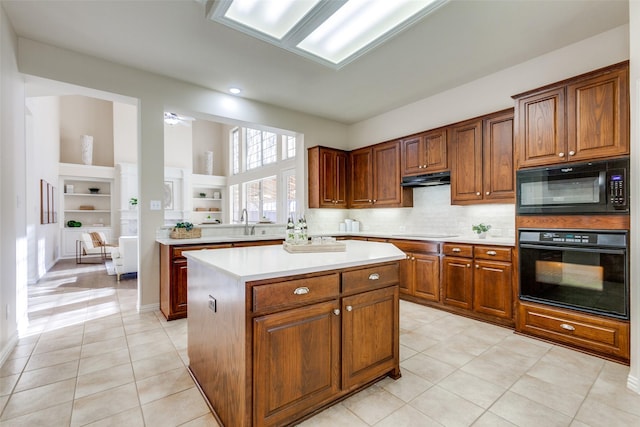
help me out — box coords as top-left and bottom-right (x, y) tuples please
(342, 286), (400, 389)
(253, 300), (341, 427)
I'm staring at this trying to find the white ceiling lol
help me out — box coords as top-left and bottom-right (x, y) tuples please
(2, 0), (629, 124)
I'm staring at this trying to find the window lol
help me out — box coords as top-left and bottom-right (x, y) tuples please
(228, 126), (297, 223)
(283, 135), (296, 159)
(246, 128), (277, 170)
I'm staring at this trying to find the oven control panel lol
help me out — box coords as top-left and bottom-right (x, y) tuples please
(539, 232), (597, 244)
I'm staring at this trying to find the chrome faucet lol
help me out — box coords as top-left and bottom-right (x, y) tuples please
(240, 209), (255, 235)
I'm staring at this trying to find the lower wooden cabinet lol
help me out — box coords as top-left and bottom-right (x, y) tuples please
(391, 240), (440, 302)
(160, 240), (280, 320)
(442, 255), (473, 310)
(253, 300), (341, 426)
(516, 301), (630, 363)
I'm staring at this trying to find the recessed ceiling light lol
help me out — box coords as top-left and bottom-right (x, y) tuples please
(229, 87), (242, 95)
(208, 0), (448, 69)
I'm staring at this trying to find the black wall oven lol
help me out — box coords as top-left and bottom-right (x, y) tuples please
(519, 229), (628, 320)
(516, 157), (629, 215)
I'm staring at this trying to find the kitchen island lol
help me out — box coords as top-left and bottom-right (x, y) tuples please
(184, 240), (405, 427)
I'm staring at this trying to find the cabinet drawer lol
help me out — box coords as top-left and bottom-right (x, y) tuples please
(390, 240), (440, 254)
(517, 302), (629, 361)
(443, 243), (473, 257)
(172, 244), (232, 258)
(252, 273), (340, 313)
(474, 246), (511, 262)
(342, 263), (399, 294)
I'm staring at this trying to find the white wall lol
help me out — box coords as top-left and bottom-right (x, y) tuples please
(348, 25), (630, 149)
(113, 101), (137, 165)
(192, 120), (225, 176)
(0, 4), (27, 364)
(25, 96), (60, 283)
(16, 37), (349, 313)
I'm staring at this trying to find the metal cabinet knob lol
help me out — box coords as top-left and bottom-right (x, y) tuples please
(560, 323), (575, 331)
(418, 165), (423, 168)
(487, 250), (497, 256)
(466, 263), (471, 268)
(452, 248), (461, 253)
(411, 256), (415, 261)
(485, 192), (490, 195)
(333, 309), (340, 316)
(475, 264), (479, 269)
(373, 199), (377, 203)
(346, 305), (353, 312)
(569, 150), (575, 156)
(369, 273), (380, 280)
(476, 192), (481, 196)
(559, 152), (565, 157)
(293, 287), (309, 295)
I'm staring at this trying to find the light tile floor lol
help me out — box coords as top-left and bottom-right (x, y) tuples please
(2, 259), (640, 426)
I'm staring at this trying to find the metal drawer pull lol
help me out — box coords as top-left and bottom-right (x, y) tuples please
(369, 273), (380, 280)
(333, 309), (340, 316)
(560, 323), (575, 331)
(487, 251), (497, 256)
(452, 248), (461, 253)
(346, 305), (353, 311)
(293, 287), (310, 295)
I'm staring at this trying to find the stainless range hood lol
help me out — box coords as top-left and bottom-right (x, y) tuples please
(401, 171), (450, 187)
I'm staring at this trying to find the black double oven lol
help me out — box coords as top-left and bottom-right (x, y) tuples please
(516, 157), (630, 320)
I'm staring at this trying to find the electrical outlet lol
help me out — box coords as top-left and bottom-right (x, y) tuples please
(150, 200), (162, 210)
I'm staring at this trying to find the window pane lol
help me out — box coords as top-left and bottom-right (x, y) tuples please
(232, 129), (240, 174)
(263, 131), (277, 165)
(262, 176), (277, 222)
(286, 172), (296, 218)
(246, 180), (261, 222)
(230, 184), (240, 223)
(284, 135), (296, 159)
(246, 128), (262, 170)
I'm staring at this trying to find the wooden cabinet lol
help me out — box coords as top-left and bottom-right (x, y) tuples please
(391, 240), (440, 302)
(517, 301), (629, 363)
(442, 243), (514, 324)
(160, 240), (283, 320)
(308, 146), (348, 208)
(401, 128), (448, 176)
(350, 141), (413, 208)
(253, 300), (341, 426)
(442, 244), (474, 310)
(514, 62), (629, 168)
(252, 265), (399, 426)
(473, 246), (513, 320)
(449, 109), (515, 205)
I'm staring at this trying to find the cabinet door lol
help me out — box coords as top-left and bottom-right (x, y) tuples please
(450, 119), (483, 203)
(423, 128), (448, 173)
(349, 147), (374, 207)
(401, 135), (424, 176)
(397, 253), (413, 295)
(483, 111), (515, 202)
(254, 300), (340, 427)
(473, 260), (512, 320)
(171, 260), (189, 318)
(442, 256), (473, 310)
(515, 87), (566, 168)
(372, 141), (404, 207)
(342, 286), (399, 389)
(334, 150), (348, 207)
(308, 147), (348, 208)
(413, 253), (440, 302)
(567, 67), (629, 162)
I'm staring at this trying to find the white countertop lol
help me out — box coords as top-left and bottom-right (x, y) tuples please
(183, 240), (406, 282)
(157, 232), (515, 247)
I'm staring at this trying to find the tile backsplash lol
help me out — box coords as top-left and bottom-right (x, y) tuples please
(306, 185), (515, 238)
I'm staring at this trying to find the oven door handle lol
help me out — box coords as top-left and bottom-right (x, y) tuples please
(519, 243), (625, 255)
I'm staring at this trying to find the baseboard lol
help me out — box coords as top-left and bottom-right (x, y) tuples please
(628, 373), (640, 394)
(0, 332), (19, 369)
(137, 302), (160, 313)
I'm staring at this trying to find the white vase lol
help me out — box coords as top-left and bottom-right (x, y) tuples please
(81, 135), (93, 165)
(204, 151), (213, 175)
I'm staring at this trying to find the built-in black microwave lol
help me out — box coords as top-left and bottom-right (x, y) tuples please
(516, 157), (629, 215)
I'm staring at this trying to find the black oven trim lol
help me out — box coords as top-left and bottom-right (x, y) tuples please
(518, 228), (629, 320)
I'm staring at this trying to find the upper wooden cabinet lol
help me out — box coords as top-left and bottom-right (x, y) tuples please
(349, 141), (413, 208)
(308, 146), (348, 208)
(514, 61), (629, 168)
(449, 109), (515, 205)
(401, 128), (448, 176)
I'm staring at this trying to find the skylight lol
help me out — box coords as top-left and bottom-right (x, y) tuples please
(208, 0), (447, 69)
